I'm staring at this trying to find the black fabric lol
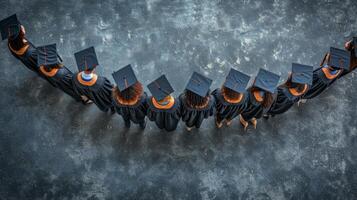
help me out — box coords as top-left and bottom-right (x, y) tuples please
(8, 41), (60, 88)
(41, 66), (82, 101)
(211, 88), (248, 123)
(146, 97), (181, 131)
(240, 90), (276, 121)
(179, 94), (215, 128)
(112, 92), (148, 125)
(302, 67), (341, 99)
(254, 69), (280, 93)
(112, 64), (138, 92)
(0, 14), (19, 40)
(267, 86), (305, 116)
(8, 41), (40, 74)
(74, 46), (98, 71)
(185, 72), (213, 97)
(72, 73), (114, 112)
(37, 43), (60, 67)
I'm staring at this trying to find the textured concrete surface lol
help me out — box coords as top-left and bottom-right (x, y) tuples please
(0, 0), (357, 199)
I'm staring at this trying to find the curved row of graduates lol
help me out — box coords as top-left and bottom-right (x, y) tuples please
(1, 14), (357, 131)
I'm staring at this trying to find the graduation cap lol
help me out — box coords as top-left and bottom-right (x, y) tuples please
(223, 68), (250, 93)
(185, 72), (212, 97)
(37, 43), (62, 67)
(74, 47), (99, 71)
(328, 47), (350, 70)
(147, 75), (174, 101)
(0, 14), (20, 40)
(253, 69), (280, 93)
(291, 63), (313, 85)
(112, 64), (138, 91)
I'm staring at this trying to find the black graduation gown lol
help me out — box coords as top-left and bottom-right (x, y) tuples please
(146, 97), (181, 132)
(8, 42), (39, 74)
(179, 94), (215, 128)
(72, 73), (114, 112)
(302, 66), (341, 99)
(267, 86), (304, 116)
(40, 66), (82, 101)
(211, 88), (248, 122)
(113, 93), (148, 124)
(8, 42), (57, 87)
(240, 91), (276, 121)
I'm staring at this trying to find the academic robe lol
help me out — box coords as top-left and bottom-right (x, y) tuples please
(72, 73), (114, 112)
(240, 90), (276, 121)
(302, 66), (342, 99)
(179, 94), (215, 128)
(112, 93), (148, 125)
(267, 85), (307, 116)
(8, 41), (56, 87)
(8, 41), (39, 74)
(146, 96), (181, 132)
(211, 88), (248, 123)
(39, 66), (82, 101)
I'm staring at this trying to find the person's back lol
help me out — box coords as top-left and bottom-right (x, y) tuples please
(71, 47), (114, 111)
(303, 47), (350, 100)
(111, 65), (147, 129)
(146, 75), (181, 132)
(1, 15), (41, 76)
(36, 43), (82, 102)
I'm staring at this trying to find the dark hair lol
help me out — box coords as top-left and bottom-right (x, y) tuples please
(113, 82), (143, 105)
(221, 86), (242, 101)
(251, 87), (274, 108)
(8, 28), (26, 51)
(185, 89), (210, 108)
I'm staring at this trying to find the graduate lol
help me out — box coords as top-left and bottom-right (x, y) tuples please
(212, 68), (250, 128)
(302, 47), (350, 100)
(239, 69), (280, 130)
(342, 37), (357, 76)
(72, 47), (114, 111)
(0, 14), (40, 75)
(111, 64), (147, 129)
(146, 75), (181, 131)
(266, 63), (313, 117)
(180, 72), (215, 131)
(35, 43), (82, 101)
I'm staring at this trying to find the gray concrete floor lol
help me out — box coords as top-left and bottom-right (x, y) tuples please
(0, 0), (357, 199)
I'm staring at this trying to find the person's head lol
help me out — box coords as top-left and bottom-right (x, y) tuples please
(185, 89), (209, 108)
(284, 75), (307, 93)
(113, 82), (143, 104)
(221, 86), (242, 101)
(250, 87), (274, 108)
(8, 25), (26, 50)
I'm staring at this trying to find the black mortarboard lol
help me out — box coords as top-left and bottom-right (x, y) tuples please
(185, 72), (212, 97)
(74, 47), (99, 71)
(0, 14), (20, 40)
(328, 47), (350, 70)
(37, 44), (60, 67)
(291, 63), (313, 85)
(147, 75), (174, 101)
(112, 64), (138, 91)
(253, 69), (280, 93)
(223, 68), (250, 93)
